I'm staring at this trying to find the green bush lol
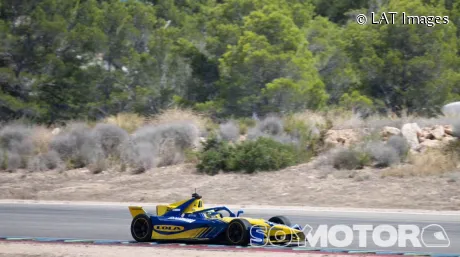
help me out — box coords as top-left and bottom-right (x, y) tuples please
(237, 118), (257, 135)
(196, 136), (234, 175)
(197, 137), (299, 174)
(283, 114), (322, 158)
(227, 137), (298, 173)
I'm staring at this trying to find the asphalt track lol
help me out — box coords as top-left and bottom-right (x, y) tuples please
(0, 203), (458, 254)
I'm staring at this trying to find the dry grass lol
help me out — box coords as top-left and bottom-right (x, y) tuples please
(330, 112), (406, 130)
(30, 126), (53, 154)
(382, 149), (459, 178)
(147, 108), (212, 133)
(289, 110), (328, 130)
(104, 113), (145, 134)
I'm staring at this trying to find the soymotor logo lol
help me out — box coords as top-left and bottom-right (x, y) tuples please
(250, 224), (450, 248)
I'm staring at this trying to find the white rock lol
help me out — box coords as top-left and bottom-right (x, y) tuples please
(442, 101), (460, 117)
(51, 128), (61, 135)
(401, 123), (421, 149)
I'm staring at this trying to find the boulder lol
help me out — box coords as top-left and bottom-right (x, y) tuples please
(445, 125), (454, 136)
(381, 126), (400, 137)
(419, 139), (444, 149)
(324, 129), (358, 147)
(442, 136), (457, 144)
(430, 125), (445, 140)
(442, 102), (460, 117)
(401, 123), (421, 149)
(420, 128), (434, 140)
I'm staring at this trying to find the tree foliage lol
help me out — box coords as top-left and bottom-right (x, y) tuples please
(0, 0), (459, 124)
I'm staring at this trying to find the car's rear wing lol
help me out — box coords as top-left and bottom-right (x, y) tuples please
(128, 206), (146, 218)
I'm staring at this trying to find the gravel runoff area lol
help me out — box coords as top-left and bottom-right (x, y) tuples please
(0, 242), (369, 257)
(1, 161), (459, 210)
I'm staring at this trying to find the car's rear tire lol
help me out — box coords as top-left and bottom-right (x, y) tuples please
(225, 219), (251, 246)
(131, 214), (153, 242)
(268, 216), (292, 226)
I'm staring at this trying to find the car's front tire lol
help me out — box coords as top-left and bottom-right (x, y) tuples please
(268, 215), (292, 226)
(225, 219), (251, 246)
(131, 214), (153, 242)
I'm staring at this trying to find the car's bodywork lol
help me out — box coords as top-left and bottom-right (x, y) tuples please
(128, 193), (305, 246)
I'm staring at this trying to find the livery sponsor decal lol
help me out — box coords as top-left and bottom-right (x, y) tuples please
(167, 217), (196, 223)
(154, 225), (185, 232)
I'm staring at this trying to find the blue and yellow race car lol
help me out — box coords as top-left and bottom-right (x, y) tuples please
(128, 192), (305, 246)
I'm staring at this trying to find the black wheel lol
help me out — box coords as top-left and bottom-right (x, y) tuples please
(225, 219), (251, 246)
(268, 216), (292, 226)
(131, 214), (153, 242)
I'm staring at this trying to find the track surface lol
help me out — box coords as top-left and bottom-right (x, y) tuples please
(0, 203), (458, 254)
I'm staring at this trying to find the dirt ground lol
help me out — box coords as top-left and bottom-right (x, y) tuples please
(0, 242), (351, 257)
(1, 159), (459, 210)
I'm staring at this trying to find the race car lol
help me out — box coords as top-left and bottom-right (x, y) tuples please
(128, 192), (306, 246)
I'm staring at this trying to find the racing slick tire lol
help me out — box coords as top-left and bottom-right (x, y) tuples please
(268, 216), (292, 226)
(225, 219), (251, 246)
(131, 214), (153, 242)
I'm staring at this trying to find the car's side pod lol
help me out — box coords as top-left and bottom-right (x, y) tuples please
(128, 206), (147, 218)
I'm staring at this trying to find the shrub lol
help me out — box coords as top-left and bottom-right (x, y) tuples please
(271, 134), (300, 146)
(31, 126), (53, 154)
(104, 112), (145, 133)
(0, 124), (34, 169)
(49, 123), (94, 169)
(247, 116), (285, 140)
(197, 137), (299, 174)
(284, 115), (312, 137)
(382, 149), (458, 177)
(257, 116), (284, 135)
(83, 142), (107, 174)
(0, 124), (32, 148)
(156, 137), (187, 167)
(228, 137), (298, 173)
(196, 137), (234, 175)
(364, 141), (400, 168)
(287, 111), (328, 131)
(134, 123), (198, 151)
(237, 118), (257, 135)
(122, 122), (199, 172)
(332, 148), (369, 170)
(247, 126), (264, 140)
(148, 108), (211, 134)
(5, 151), (21, 171)
(27, 151), (62, 172)
(387, 135), (409, 159)
(219, 121), (240, 142)
(283, 114), (322, 152)
(91, 123), (128, 159)
(121, 140), (157, 173)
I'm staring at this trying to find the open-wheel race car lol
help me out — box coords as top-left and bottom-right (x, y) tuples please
(128, 192), (305, 246)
